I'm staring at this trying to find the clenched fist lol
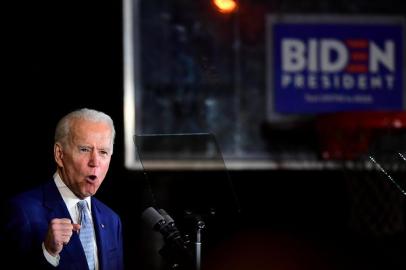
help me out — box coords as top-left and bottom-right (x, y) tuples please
(44, 218), (81, 256)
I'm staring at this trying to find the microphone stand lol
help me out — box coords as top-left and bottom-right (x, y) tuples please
(184, 210), (206, 270)
(195, 219), (205, 270)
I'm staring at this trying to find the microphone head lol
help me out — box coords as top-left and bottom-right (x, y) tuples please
(141, 207), (164, 229)
(158, 209), (174, 223)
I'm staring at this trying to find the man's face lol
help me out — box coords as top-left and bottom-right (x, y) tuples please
(54, 118), (113, 199)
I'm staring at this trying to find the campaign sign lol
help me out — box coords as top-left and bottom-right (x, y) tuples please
(267, 15), (405, 114)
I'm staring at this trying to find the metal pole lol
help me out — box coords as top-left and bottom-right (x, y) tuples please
(195, 220), (205, 270)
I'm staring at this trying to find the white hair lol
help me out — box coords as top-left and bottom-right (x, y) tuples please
(54, 108), (115, 152)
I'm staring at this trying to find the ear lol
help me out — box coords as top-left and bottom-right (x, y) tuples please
(54, 143), (64, 168)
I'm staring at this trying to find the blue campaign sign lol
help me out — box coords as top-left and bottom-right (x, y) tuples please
(266, 15), (405, 114)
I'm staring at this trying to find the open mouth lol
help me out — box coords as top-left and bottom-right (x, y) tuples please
(87, 175), (97, 182)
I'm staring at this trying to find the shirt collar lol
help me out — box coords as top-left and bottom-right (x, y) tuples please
(54, 172), (92, 212)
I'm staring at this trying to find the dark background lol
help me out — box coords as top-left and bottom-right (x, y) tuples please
(2, 1), (406, 270)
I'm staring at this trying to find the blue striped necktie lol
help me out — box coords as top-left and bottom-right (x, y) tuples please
(77, 200), (95, 270)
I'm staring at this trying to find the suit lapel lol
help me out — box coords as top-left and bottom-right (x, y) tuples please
(92, 199), (108, 270)
(42, 180), (69, 217)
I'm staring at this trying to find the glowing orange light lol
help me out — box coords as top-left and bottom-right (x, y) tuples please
(212, 0), (238, 14)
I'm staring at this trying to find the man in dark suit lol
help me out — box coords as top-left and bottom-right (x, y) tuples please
(1, 108), (123, 270)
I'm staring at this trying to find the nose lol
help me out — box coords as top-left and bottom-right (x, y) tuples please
(88, 150), (100, 167)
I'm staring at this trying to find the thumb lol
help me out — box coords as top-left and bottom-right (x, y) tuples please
(72, 223), (81, 232)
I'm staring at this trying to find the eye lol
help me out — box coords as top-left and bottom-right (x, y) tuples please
(99, 150), (110, 157)
(79, 147), (91, 153)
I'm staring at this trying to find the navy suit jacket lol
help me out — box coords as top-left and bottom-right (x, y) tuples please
(1, 180), (124, 270)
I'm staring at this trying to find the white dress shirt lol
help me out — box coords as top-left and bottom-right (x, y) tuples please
(42, 172), (99, 269)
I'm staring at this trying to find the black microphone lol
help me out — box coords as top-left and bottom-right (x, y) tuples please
(141, 207), (185, 243)
(141, 206), (166, 230)
(141, 207), (193, 268)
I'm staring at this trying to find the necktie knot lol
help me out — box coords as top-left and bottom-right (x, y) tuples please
(78, 200), (90, 226)
(77, 200), (88, 212)
(77, 200), (95, 270)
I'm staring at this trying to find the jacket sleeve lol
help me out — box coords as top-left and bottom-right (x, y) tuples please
(1, 197), (55, 270)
